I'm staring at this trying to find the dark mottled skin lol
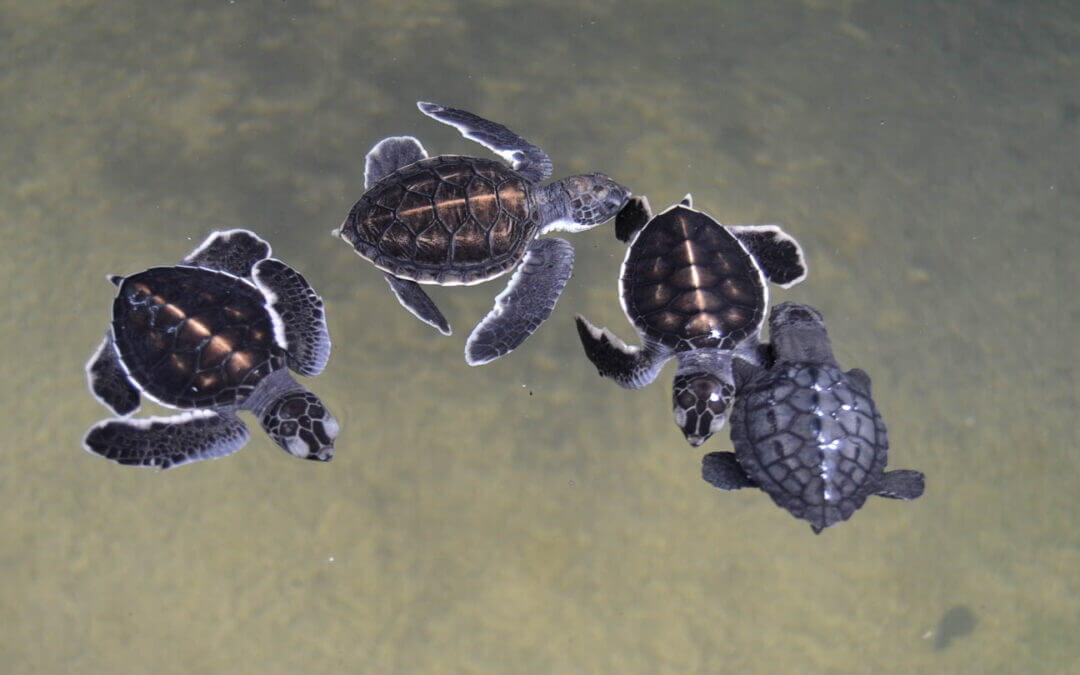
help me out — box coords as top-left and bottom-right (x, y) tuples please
(112, 266), (285, 409)
(340, 155), (540, 284)
(729, 361), (886, 532)
(621, 206), (765, 352)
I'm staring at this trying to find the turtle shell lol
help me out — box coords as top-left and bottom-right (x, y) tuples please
(112, 266), (286, 409)
(728, 362), (888, 531)
(340, 155), (541, 285)
(620, 204), (766, 352)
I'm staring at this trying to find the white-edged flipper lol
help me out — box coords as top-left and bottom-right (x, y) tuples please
(83, 409), (250, 470)
(364, 136), (428, 189)
(614, 195), (653, 243)
(729, 225), (807, 288)
(85, 331), (140, 416)
(182, 229), (271, 278)
(252, 258), (331, 376)
(465, 237), (574, 365)
(417, 101), (553, 182)
(384, 273), (451, 335)
(574, 315), (668, 389)
(702, 451), (756, 490)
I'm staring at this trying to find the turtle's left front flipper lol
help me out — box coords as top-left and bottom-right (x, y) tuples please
(252, 258), (331, 376)
(86, 332), (140, 416)
(465, 237), (573, 365)
(83, 410), (250, 470)
(417, 101), (553, 182)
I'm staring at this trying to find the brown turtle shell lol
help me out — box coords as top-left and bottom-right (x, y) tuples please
(112, 266), (285, 409)
(620, 205), (766, 352)
(339, 155), (541, 284)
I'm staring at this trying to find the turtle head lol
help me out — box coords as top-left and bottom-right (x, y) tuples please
(768, 302), (834, 364)
(260, 391), (339, 462)
(549, 174), (631, 232)
(672, 371), (735, 447)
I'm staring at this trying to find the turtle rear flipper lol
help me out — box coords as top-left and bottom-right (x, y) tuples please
(702, 451), (756, 490)
(364, 136), (428, 188)
(182, 229), (271, 278)
(465, 237), (574, 366)
(574, 315), (668, 389)
(614, 195), (652, 243)
(728, 225), (807, 288)
(384, 273), (451, 336)
(875, 469), (925, 500)
(83, 410), (249, 470)
(252, 258), (331, 377)
(417, 101), (553, 182)
(86, 332), (140, 416)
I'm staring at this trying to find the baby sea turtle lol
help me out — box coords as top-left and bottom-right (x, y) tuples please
(702, 302), (925, 532)
(576, 195), (807, 446)
(334, 101), (631, 365)
(83, 229), (339, 469)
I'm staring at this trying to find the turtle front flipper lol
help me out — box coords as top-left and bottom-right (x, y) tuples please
(875, 469), (926, 500)
(464, 237), (574, 365)
(86, 331), (140, 416)
(846, 367), (872, 395)
(574, 315), (668, 389)
(252, 258), (331, 376)
(83, 410), (250, 470)
(728, 225), (807, 288)
(417, 101), (553, 182)
(182, 229), (271, 278)
(364, 136), (428, 188)
(702, 451), (757, 490)
(384, 273), (451, 336)
(614, 195), (653, 243)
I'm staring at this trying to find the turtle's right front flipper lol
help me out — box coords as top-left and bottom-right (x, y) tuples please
(83, 410), (250, 470)
(182, 229), (271, 278)
(85, 332), (140, 416)
(574, 315), (668, 389)
(465, 237), (574, 365)
(875, 469), (926, 500)
(384, 273), (451, 336)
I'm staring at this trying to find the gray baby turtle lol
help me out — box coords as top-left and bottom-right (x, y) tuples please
(702, 302), (925, 532)
(334, 101), (631, 365)
(83, 229), (338, 469)
(576, 195), (807, 446)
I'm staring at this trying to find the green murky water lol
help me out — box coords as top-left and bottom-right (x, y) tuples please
(2, 1), (1077, 672)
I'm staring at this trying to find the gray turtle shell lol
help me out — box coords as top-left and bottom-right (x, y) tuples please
(728, 361), (887, 531)
(621, 204), (766, 353)
(340, 155), (541, 285)
(112, 266), (285, 409)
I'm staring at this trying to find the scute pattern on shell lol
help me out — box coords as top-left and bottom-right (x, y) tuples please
(621, 206), (766, 352)
(729, 361), (888, 531)
(112, 266), (285, 408)
(342, 155), (540, 284)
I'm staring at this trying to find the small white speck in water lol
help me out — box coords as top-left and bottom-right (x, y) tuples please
(328, 557), (334, 563)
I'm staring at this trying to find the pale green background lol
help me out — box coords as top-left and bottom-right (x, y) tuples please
(2, 1), (1077, 673)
